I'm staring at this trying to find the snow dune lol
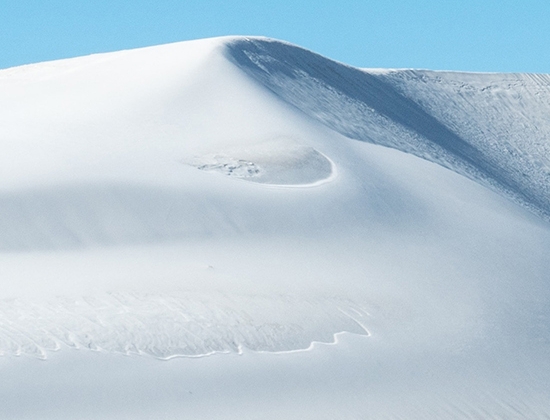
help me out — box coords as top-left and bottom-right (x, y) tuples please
(0, 36), (550, 418)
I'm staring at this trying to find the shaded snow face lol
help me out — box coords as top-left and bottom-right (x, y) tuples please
(226, 38), (550, 219)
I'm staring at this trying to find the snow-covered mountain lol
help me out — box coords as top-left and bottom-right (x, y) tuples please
(1, 36), (549, 419)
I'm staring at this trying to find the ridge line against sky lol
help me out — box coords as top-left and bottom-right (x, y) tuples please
(1, 0), (549, 73)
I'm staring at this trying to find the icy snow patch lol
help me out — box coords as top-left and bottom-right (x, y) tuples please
(188, 143), (334, 186)
(193, 155), (261, 178)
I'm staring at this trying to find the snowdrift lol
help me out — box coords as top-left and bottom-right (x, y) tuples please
(0, 36), (549, 419)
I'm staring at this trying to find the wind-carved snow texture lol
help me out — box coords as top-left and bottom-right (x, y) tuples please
(376, 71), (550, 216)
(189, 145), (334, 185)
(0, 292), (370, 359)
(195, 156), (261, 179)
(226, 38), (550, 218)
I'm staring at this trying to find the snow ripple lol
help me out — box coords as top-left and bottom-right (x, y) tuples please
(0, 292), (370, 359)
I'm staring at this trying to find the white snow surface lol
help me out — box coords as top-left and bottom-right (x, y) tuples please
(1, 36), (550, 419)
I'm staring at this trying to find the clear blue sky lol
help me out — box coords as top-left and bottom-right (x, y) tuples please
(1, 0), (549, 72)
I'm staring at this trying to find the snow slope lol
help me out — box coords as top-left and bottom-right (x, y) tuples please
(228, 38), (550, 218)
(0, 37), (550, 419)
